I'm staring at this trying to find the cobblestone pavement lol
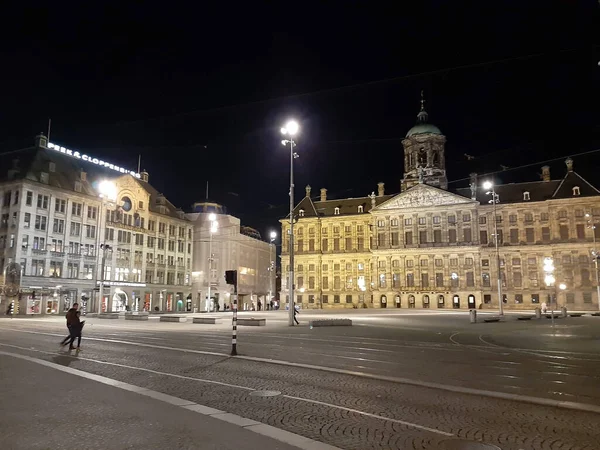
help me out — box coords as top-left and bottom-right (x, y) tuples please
(1, 312), (600, 450)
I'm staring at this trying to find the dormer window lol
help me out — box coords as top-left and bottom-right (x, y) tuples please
(299, 209), (305, 217)
(40, 172), (49, 184)
(523, 191), (530, 201)
(358, 205), (363, 213)
(334, 207), (340, 215)
(573, 186), (581, 196)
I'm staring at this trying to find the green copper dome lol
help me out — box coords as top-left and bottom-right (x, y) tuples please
(406, 95), (442, 137)
(406, 122), (442, 137)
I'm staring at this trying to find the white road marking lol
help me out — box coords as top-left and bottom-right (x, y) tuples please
(3, 327), (600, 414)
(0, 343), (454, 437)
(0, 349), (342, 450)
(281, 394), (453, 437)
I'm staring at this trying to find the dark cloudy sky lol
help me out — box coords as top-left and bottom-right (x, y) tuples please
(1, 1), (599, 237)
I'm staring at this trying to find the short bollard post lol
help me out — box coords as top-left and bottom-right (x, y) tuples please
(225, 270), (238, 356)
(560, 306), (567, 318)
(534, 307), (541, 319)
(469, 309), (477, 324)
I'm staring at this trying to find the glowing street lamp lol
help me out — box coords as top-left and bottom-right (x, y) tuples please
(98, 180), (117, 201)
(543, 256), (557, 325)
(281, 120), (299, 326)
(482, 180), (503, 316)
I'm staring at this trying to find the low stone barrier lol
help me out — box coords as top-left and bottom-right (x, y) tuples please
(569, 313), (584, 317)
(160, 316), (187, 323)
(483, 316), (501, 323)
(98, 313), (120, 319)
(309, 319), (352, 327)
(237, 318), (266, 326)
(192, 317), (218, 324)
(125, 314), (149, 321)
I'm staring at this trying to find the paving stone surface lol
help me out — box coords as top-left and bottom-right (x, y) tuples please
(2, 311), (600, 450)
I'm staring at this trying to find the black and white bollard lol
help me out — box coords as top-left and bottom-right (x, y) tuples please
(231, 294), (238, 356)
(469, 309), (477, 324)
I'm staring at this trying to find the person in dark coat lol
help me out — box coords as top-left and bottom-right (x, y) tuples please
(60, 303), (84, 350)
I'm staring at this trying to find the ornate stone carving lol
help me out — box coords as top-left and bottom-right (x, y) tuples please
(374, 184), (475, 210)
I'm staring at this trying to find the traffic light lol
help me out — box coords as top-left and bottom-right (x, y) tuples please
(225, 270), (237, 286)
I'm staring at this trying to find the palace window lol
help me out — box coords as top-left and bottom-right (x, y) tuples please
(523, 191), (530, 201)
(573, 186), (581, 196)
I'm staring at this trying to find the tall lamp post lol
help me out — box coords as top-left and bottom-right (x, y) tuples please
(269, 231), (276, 311)
(281, 120), (299, 326)
(206, 213), (218, 312)
(585, 213), (600, 312)
(483, 180), (503, 316)
(97, 180), (117, 315)
(544, 257), (557, 326)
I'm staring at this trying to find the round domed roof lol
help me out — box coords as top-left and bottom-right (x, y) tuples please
(406, 95), (443, 137)
(406, 122), (442, 137)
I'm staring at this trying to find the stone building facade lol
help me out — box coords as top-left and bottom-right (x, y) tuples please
(187, 202), (275, 312)
(0, 135), (193, 315)
(280, 103), (600, 311)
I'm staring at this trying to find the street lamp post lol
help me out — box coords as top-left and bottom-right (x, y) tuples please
(269, 231), (276, 311)
(206, 213), (218, 312)
(281, 120), (299, 327)
(483, 181), (503, 316)
(544, 257), (557, 326)
(585, 213), (600, 312)
(97, 180), (117, 315)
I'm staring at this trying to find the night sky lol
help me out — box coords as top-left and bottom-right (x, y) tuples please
(1, 2), (599, 238)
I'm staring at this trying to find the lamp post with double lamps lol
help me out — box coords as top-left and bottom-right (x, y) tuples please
(268, 231), (277, 311)
(543, 257), (559, 326)
(482, 180), (503, 316)
(585, 213), (600, 312)
(206, 213), (218, 312)
(281, 120), (299, 327)
(97, 180), (117, 314)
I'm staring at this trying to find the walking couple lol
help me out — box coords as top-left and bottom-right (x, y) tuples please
(60, 302), (85, 351)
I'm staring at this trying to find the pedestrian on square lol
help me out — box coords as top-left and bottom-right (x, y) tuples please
(60, 303), (84, 351)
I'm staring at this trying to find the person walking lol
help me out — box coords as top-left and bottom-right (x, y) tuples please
(61, 303), (84, 351)
(293, 304), (300, 325)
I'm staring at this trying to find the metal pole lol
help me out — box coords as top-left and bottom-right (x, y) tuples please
(493, 189), (503, 316)
(207, 227), (212, 312)
(289, 139), (295, 326)
(231, 280), (238, 355)
(593, 224), (600, 312)
(99, 249), (106, 315)
(269, 242), (273, 310)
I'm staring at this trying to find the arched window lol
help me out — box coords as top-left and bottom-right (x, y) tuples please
(408, 294), (415, 308)
(299, 209), (305, 217)
(453, 295), (460, 309)
(468, 294), (476, 309)
(422, 294), (430, 309)
(358, 205), (363, 213)
(394, 295), (400, 308)
(437, 295), (445, 308)
(573, 186), (581, 196)
(380, 295), (387, 308)
(523, 191), (530, 201)
(334, 207), (340, 215)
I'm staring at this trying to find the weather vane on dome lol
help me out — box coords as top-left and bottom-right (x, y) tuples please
(420, 90), (425, 112)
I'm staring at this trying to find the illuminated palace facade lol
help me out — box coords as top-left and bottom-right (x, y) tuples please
(0, 135), (193, 315)
(280, 104), (600, 311)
